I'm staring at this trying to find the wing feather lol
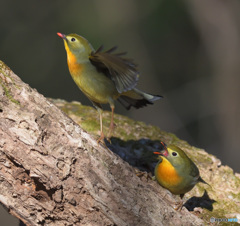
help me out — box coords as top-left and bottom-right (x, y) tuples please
(89, 46), (139, 93)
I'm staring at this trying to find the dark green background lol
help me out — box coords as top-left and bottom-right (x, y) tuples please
(1, 0), (240, 223)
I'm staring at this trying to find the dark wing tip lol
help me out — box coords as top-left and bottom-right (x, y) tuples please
(94, 45), (104, 53)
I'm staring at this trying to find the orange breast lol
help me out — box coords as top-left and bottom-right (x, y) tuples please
(65, 46), (83, 76)
(156, 157), (182, 186)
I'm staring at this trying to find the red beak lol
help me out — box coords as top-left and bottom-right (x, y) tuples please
(160, 149), (168, 157)
(57, 32), (66, 40)
(153, 142), (169, 157)
(153, 150), (168, 157)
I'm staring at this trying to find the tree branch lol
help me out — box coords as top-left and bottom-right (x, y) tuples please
(0, 60), (239, 225)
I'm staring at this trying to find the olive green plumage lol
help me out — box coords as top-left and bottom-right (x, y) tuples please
(154, 144), (207, 198)
(57, 32), (162, 142)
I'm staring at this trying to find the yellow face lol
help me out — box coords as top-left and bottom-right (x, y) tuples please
(165, 147), (186, 168)
(58, 33), (94, 63)
(63, 34), (86, 55)
(58, 33), (93, 75)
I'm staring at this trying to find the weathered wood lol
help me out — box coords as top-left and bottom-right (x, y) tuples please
(0, 61), (204, 225)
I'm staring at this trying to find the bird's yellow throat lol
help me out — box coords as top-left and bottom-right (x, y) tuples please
(64, 42), (83, 76)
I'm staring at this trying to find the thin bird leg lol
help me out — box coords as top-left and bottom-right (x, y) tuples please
(97, 109), (105, 143)
(173, 194), (184, 211)
(107, 105), (115, 139)
(92, 102), (104, 144)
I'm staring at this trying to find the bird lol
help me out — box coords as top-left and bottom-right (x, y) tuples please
(57, 33), (162, 143)
(154, 142), (208, 206)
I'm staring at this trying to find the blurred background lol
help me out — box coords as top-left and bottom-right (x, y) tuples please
(0, 0), (240, 223)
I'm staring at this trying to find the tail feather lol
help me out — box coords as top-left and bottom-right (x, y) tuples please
(198, 176), (211, 187)
(118, 88), (162, 110)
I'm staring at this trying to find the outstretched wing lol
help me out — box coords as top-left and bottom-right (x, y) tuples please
(89, 46), (139, 93)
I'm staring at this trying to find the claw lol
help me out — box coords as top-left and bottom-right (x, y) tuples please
(173, 201), (184, 211)
(97, 131), (105, 144)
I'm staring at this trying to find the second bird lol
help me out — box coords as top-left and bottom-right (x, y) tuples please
(57, 33), (162, 142)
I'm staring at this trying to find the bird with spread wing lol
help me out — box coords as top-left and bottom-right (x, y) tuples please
(57, 33), (162, 143)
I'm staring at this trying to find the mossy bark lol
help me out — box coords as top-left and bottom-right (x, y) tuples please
(0, 60), (239, 225)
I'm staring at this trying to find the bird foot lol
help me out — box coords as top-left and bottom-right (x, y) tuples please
(106, 137), (112, 144)
(160, 193), (184, 211)
(97, 131), (105, 144)
(173, 201), (184, 211)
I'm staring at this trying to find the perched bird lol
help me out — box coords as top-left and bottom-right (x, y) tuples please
(57, 33), (162, 142)
(154, 143), (207, 200)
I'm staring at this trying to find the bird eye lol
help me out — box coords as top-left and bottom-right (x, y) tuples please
(172, 152), (178, 157)
(71, 38), (76, 42)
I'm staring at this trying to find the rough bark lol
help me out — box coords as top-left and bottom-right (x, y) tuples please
(1, 60), (240, 225)
(0, 61), (204, 225)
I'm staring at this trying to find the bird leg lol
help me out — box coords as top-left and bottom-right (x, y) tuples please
(173, 200), (184, 211)
(107, 106), (115, 139)
(96, 108), (105, 144)
(171, 194), (184, 211)
(173, 194), (184, 211)
(157, 192), (184, 211)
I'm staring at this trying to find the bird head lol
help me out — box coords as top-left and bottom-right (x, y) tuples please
(57, 33), (94, 62)
(154, 143), (192, 170)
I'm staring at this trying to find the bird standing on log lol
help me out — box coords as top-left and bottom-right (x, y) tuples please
(154, 143), (208, 209)
(57, 33), (162, 142)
